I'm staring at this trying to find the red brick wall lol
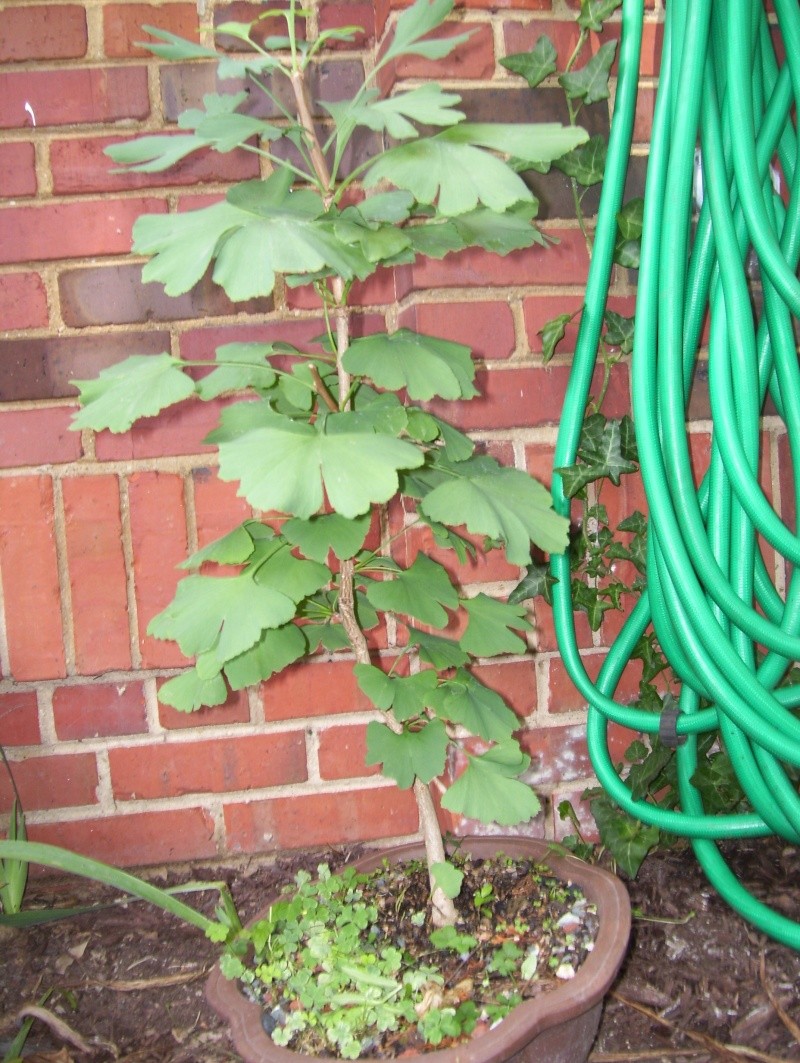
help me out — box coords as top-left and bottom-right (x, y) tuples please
(0, 0), (678, 867)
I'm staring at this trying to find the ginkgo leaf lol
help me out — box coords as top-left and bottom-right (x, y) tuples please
(410, 630), (469, 670)
(419, 460), (569, 563)
(459, 594), (532, 657)
(355, 664), (439, 721)
(148, 572), (301, 661)
(196, 343), (279, 399)
(430, 669), (519, 741)
(451, 202), (546, 254)
(283, 512), (371, 562)
(382, 0), (470, 64)
(71, 354), (196, 433)
(158, 668), (229, 712)
(224, 623), (308, 689)
(179, 521), (260, 569)
(343, 330), (477, 401)
(216, 411), (425, 519)
(441, 741), (540, 825)
(365, 719), (449, 788)
(366, 554), (458, 628)
(326, 84), (464, 140)
(106, 134), (210, 173)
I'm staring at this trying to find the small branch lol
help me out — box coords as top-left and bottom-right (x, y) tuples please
(308, 364), (338, 412)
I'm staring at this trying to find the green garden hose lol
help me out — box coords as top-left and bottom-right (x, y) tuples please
(551, 0), (800, 949)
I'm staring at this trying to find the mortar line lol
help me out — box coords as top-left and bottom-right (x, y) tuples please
(51, 475), (77, 676)
(118, 472), (143, 670)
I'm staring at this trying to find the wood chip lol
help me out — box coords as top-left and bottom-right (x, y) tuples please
(15, 1005), (94, 1055)
(759, 951), (800, 1045)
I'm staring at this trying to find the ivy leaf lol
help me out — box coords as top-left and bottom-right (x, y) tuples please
(539, 311), (577, 364)
(552, 135), (607, 186)
(355, 664), (439, 721)
(459, 594), (531, 657)
(441, 742), (541, 825)
(326, 84), (464, 140)
(419, 459), (569, 563)
(508, 561), (557, 606)
(590, 792), (659, 877)
(602, 310), (635, 353)
(365, 719), (449, 788)
(283, 513), (371, 563)
(71, 354), (196, 433)
(431, 669), (519, 741)
(501, 37), (558, 89)
(216, 409), (425, 519)
(343, 330), (477, 401)
(223, 623), (308, 689)
(572, 580), (612, 630)
(559, 40), (617, 105)
(148, 572), (300, 661)
(577, 0), (622, 32)
(382, 0), (470, 63)
(614, 198), (644, 268)
(410, 629), (469, 670)
(557, 413), (638, 497)
(196, 343), (280, 400)
(158, 668), (229, 712)
(366, 554), (458, 628)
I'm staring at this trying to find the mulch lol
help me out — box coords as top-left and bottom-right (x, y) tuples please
(1, 836), (798, 1062)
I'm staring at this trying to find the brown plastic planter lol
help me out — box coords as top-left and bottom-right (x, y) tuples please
(206, 837), (630, 1063)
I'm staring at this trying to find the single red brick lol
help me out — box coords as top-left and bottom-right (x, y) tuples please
(62, 476), (132, 673)
(531, 596), (595, 654)
(261, 659), (373, 721)
(0, 752), (98, 812)
(0, 5), (87, 62)
(547, 650), (641, 714)
(0, 142), (36, 197)
(158, 686), (251, 729)
(192, 467), (253, 549)
(127, 472), (190, 669)
(50, 136), (259, 195)
(318, 0), (375, 46)
(471, 659), (537, 718)
(94, 398), (223, 462)
(425, 366), (575, 431)
(286, 269), (396, 310)
(503, 18), (580, 69)
(521, 722), (591, 785)
(104, 4), (200, 58)
(385, 21), (494, 82)
(52, 683), (148, 740)
(109, 731), (307, 801)
(224, 785), (419, 853)
(0, 407), (82, 468)
(0, 67), (149, 130)
(0, 271), (48, 330)
(393, 523), (520, 588)
(395, 230), (589, 295)
(317, 723), (379, 780)
(399, 300), (516, 362)
(522, 294), (584, 356)
(640, 20), (664, 79)
(0, 691), (40, 746)
(29, 807), (218, 865)
(0, 476), (65, 680)
(0, 197), (165, 265)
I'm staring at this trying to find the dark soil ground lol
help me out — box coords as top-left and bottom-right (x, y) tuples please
(1, 837), (798, 1063)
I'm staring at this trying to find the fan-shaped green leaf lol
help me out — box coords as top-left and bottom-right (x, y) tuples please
(71, 354), (195, 433)
(441, 742), (540, 825)
(179, 521), (260, 569)
(158, 668), (229, 712)
(451, 203), (544, 255)
(430, 669), (519, 741)
(283, 512), (371, 562)
(355, 664), (439, 721)
(327, 84), (464, 140)
(382, 0), (469, 64)
(459, 594), (532, 657)
(224, 623), (308, 689)
(419, 461), (569, 563)
(343, 330), (477, 401)
(365, 719), (448, 788)
(410, 630), (469, 670)
(366, 554), (457, 628)
(196, 343), (279, 400)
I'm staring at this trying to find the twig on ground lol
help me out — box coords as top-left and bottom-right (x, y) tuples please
(759, 951), (800, 1045)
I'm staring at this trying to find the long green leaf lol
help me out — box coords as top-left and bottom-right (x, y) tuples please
(72, 354), (196, 433)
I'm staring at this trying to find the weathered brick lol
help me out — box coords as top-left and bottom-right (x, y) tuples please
(192, 467), (253, 549)
(0, 691), (40, 746)
(399, 300), (516, 361)
(0, 752), (98, 811)
(0, 476), (65, 680)
(317, 723), (379, 780)
(0, 142), (36, 197)
(423, 365), (574, 431)
(521, 723), (591, 786)
(93, 397), (222, 462)
(223, 785), (419, 853)
(30, 808), (218, 865)
(0, 197), (165, 266)
(109, 731), (307, 800)
(0, 407), (82, 468)
(472, 659), (537, 718)
(0, 271), (48, 330)
(58, 262), (271, 329)
(261, 659), (373, 721)
(319, 0), (375, 46)
(0, 331), (169, 403)
(103, 4), (200, 58)
(0, 68), (149, 130)
(52, 683), (148, 741)
(395, 229), (590, 296)
(0, 5), (87, 62)
(50, 136), (260, 196)
(127, 472), (190, 669)
(381, 21), (494, 84)
(158, 685), (251, 729)
(62, 476), (132, 674)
